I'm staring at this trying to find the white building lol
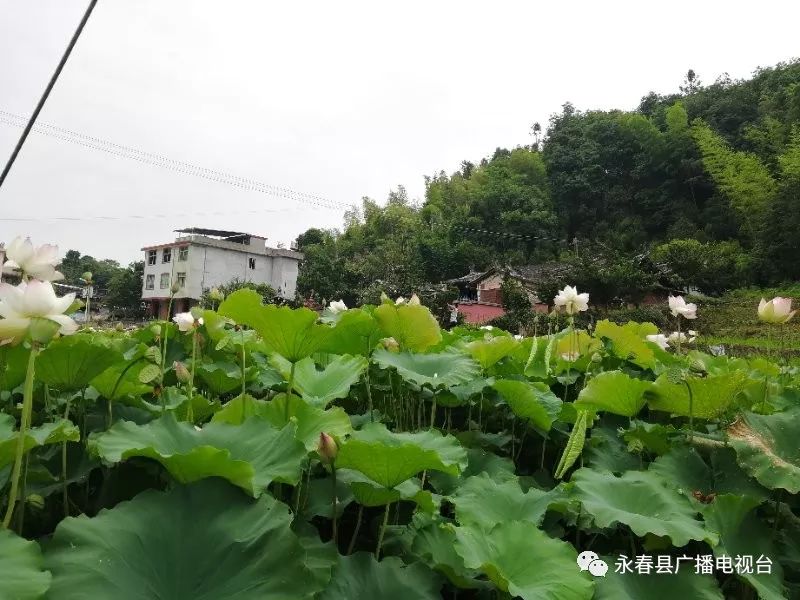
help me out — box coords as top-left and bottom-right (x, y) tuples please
(141, 228), (303, 318)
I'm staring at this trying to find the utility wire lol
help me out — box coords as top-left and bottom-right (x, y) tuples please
(0, 0), (97, 188)
(0, 111), (350, 211)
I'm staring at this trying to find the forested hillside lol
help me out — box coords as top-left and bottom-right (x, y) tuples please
(297, 61), (800, 306)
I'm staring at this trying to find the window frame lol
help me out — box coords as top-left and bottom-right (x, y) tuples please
(248, 257), (256, 270)
(162, 247), (172, 263)
(176, 272), (187, 289)
(178, 246), (189, 261)
(145, 274), (155, 290)
(147, 250), (157, 265)
(159, 273), (170, 289)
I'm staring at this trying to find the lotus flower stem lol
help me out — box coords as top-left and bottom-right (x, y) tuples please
(375, 502), (391, 559)
(684, 379), (694, 443)
(62, 394), (73, 518)
(347, 504), (364, 554)
(331, 464), (338, 545)
(285, 362), (296, 422)
(2, 345), (38, 528)
(240, 330), (246, 398)
(187, 332), (197, 423)
(429, 394), (437, 430)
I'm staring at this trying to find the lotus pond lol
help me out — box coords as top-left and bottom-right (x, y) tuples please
(1, 289), (799, 599)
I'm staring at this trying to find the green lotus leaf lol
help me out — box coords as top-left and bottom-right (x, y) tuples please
(575, 370), (650, 417)
(35, 334), (122, 391)
(454, 520), (594, 600)
(90, 413), (306, 495)
(253, 393), (353, 451)
(336, 422), (467, 488)
(649, 445), (768, 501)
(647, 371), (747, 419)
(196, 361), (242, 395)
(219, 289), (331, 361)
(319, 552), (442, 600)
(373, 302), (442, 352)
(372, 348), (480, 389)
(492, 379), (562, 431)
(427, 447), (517, 495)
(44, 479), (320, 599)
(212, 393), (268, 423)
(571, 468), (716, 546)
(584, 424), (641, 474)
(0, 343), (30, 390)
(91, 361), (153, 401)
(337, 468), (438, 511)
(215, 391), (351, 452)
(450, 472), (561, 530)
(271, 354), (367, 406)
(594, 556), (723, 600)
(594, 320), (658, 369)
(0, 415), (79, 469)
(465, 336), (519, 370)
(320, 309), (383, 356)
(621, 420), (676, 455)
(727, 407), (800, 493)
(410, 522), (483, 589)
(702, 494), (786, 600)
(0, 528), (51, 599)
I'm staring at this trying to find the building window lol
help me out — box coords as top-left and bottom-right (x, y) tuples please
(147, 250), (157, 265)
(145, 274), (155, 290)
(162, 248), (172, 263)
(178, 246), (189, 261)
(160, 273), (170, 289)
(248, 257), (256, 270)
(176, 272), (186, 289)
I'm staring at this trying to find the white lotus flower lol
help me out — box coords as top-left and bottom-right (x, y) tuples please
(646, 333), (669, 350)
(328, 299), (348, 314)
(480, 325), (494, 331)
(173, 311), (203, 332)
(514, 334), (523, 340)
(560, 351), (580, 362)
(667, 331), (697, 346)
(395, 296), (407, 305)
(0, 280), (77, 345)
(408, 294), (421, 306)
(668, 295), (697, 319)
(2, 237), (64, 281)
(758, 297), (796, 324)
(554, 285), (589, 315)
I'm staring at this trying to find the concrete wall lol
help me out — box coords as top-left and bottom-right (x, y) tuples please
(141, 241), (301, 300)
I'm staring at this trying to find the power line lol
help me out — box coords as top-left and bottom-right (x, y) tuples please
(0, 111), (352, 211)
(0, 0), (97, 188)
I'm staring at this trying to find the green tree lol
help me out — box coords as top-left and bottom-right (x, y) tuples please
(105, 262), (145, 316)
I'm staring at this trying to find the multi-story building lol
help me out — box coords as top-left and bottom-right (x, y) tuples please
(140, 228), (303, 318)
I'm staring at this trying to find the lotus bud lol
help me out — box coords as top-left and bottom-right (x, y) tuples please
(26, 494), (45, 511)
(317, 432), (338, 464)
(758, 297), (796, 324)
(209, 287), (225, 303)
(380, 292), (391, 304)
(115, 322), (125, 331)
(591, 352), (603, 364)
(173, 361), (191, 383)
(170, 280), (181, 294)
(150, 324), (161, 336)
(689, 360), (707, 376)
(381, 337), (400, 352)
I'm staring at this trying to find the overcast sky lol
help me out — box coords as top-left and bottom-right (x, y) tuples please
(0, 0), (798, 264)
